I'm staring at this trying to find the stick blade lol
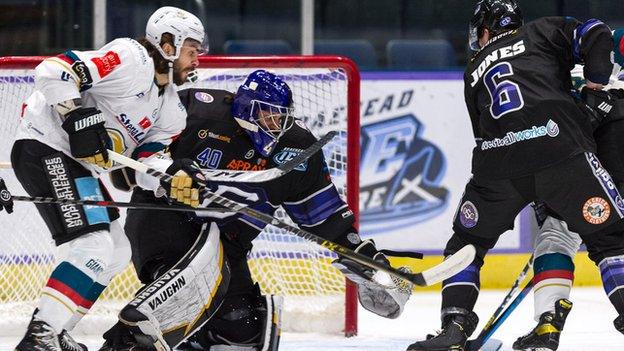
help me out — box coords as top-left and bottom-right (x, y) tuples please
(479, 339), (503, 351)
(420, 245), (476, 286)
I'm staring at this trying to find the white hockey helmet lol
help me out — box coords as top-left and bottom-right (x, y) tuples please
(145, 6), (207, 61)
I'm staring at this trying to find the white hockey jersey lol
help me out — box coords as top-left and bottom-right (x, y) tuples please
(17, 38), (186, 182)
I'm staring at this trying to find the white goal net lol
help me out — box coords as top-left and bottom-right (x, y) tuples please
(0, 56), (360, 337)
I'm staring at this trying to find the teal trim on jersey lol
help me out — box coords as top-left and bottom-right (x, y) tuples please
(74, 177), (110, 225)
(534, 253), (575, 274)
(614, 29), (624, 67)
(132, 142), (167, 159)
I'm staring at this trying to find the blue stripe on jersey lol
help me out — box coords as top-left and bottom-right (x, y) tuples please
(283, 185), (345, 226)
(573, 19), (605, 64)
(74, 177), (110, 225)
(442, 262), (480, 290)
(600, 255), (624, 296)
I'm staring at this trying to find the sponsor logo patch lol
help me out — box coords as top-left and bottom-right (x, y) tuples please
(582, 197), (611, 224)
(91, 51), (121, 78)
(459, 201), (479, 228)
(138, 117), (152, 129)
(226, 159), (267, 171)
(481, 119), (559, 150)
(273, 147), (308, 171)
(245, 149), (255, 159)
(115, 113), (146, 143)
(42, 154), (85, 231)
(194, 91), (214, 103)
(71, 61), (93, 91)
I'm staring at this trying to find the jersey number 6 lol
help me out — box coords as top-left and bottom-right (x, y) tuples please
(484, 62), (525, 119)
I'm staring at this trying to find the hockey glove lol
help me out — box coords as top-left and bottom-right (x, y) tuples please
(0, 177), (14, 214)
(581, 87), (616, 124)
(161, 159), (207, 207)
(61, 107), (112, 168)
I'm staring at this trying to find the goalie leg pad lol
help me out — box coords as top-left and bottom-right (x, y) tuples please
(119, 222), (231, 350)
(332, 239), (413, 319)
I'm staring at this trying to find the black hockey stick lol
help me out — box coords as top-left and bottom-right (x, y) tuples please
(109, 150), (476, 287)
(10, 195), (233, 213)
(466, 256), (533, 351)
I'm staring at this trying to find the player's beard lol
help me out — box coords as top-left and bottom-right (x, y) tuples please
(172, 61), (193, 85)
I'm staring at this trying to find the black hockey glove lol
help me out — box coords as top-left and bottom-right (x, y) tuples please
(0, 177), (14, 214)
(581, 87), (616, 124)
(61, 107), (112, 168)
(161, 159), (207, 208)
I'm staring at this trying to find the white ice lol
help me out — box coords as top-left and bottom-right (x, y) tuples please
(1, 287), (622, 351)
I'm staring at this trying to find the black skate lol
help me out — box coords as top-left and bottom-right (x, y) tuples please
(15, 318), (62, 351)
(614, 314), (624, 335)
(59, 330), (88, 351)
(512, 299), (573, 351)
(407, 309), (479, 351)
(332, 239), (413, 319)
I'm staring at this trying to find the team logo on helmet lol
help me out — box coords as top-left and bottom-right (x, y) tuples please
(459, 201), (479, 229)
(583, 197), (611, 225)
(500, 17), (511, 26)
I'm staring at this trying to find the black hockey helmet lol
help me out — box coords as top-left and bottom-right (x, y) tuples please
(469, 0), (523, 51)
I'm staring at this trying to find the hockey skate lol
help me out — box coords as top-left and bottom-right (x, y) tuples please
(407, 308), (479, 351)
(512, 299), (573, 351)
(614, 314), (624, 335)
(59, 330), (88, 351)
(332, 239), (413, 319)
(15, 317), (62, 351)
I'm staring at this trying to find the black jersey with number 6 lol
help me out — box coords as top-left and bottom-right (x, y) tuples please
(465, 17), (614, 180)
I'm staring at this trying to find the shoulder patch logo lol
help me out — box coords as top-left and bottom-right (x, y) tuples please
(459, 201), (479, 229)
(195, 91), (214, 104)
(583, 197), (611, 225)
(245, 149), (255, 159)
(91, 51), (121, 78)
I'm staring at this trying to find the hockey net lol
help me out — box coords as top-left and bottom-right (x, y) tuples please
(0, 56), (360, 337)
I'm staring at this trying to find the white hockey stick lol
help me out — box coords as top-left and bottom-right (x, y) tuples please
(110, 149), (476, 287)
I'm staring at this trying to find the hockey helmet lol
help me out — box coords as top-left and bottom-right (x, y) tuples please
(145, 6), (208, 62)
(469, 0), (523, 51)
(232, 70), (295, 157)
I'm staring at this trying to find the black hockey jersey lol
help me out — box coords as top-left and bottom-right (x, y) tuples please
(170, 88), (354, 243)
(465, 17), (614, 179)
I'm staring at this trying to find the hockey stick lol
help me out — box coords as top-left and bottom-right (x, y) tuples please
(466, 256), (534, 351)
(109, 150), (476, 287)
(10, 195), (234, 213)
(0, 131), (338, 183)
(468, 280), (534, 351)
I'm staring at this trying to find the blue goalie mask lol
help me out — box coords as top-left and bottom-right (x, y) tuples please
(232, 70), (295, 157)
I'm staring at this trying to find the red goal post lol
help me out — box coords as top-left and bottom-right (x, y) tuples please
(0, 55), (360, 336)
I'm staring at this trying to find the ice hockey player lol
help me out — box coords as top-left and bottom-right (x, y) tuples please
(407, 1), (624, 350)
(98, 70), (413, 351)
(11, 6), (207, 351)
(513, 30), (624, 351)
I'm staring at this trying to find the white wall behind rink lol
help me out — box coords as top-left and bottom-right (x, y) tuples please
(358, 73), (524, 254)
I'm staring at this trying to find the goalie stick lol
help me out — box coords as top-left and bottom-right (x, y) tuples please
(109, 149), (477, 287)
(466, 256), (533, 351)
(0, 131), (337, 182)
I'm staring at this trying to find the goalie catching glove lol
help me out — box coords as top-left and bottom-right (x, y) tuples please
(0, 177), (13, 214)
(161, 158), (207, 207)
(332, 237), (413, 319)
(61, 107), (112, 168)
